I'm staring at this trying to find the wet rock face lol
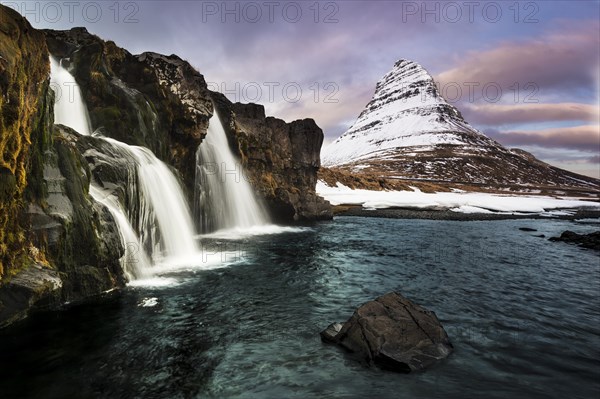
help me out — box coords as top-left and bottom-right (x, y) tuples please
(0, 125), (125, 328)
(0, 5), (50, 279)
(0, 6), (126, 328)
(29, 126), (125, 297)
(0, 167), (16, 202)
(322, 292), (453, 373)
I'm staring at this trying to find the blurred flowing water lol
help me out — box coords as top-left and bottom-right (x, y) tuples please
(1, 217), (599, 399)
(195, 109), (269, 233)
(51, 56), (199, 274)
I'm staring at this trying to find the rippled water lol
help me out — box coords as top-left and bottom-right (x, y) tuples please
(1, 217), (599, 398)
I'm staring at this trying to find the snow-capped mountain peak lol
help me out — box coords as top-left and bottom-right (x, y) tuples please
(320, 59), (599, 191)
(322, 59), (491, 167)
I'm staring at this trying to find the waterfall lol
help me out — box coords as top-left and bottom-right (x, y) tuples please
(195, 109), (269, 233)
(89, 185), (151, 280)
(49, 57), (93, 136)
(100, 137), (199, 258)
(50, 56), (199, 277)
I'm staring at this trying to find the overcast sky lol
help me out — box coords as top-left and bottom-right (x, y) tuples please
(6, 0), (599, 177)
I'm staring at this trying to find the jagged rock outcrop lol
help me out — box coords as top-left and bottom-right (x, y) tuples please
(212, 95), (332, 221)
(0, 265), (62, 328)
(39, 125), (124, 284)
(321, 292), (453, 373)
(9, 123), (126, 322)
(322, 60), (600, 194)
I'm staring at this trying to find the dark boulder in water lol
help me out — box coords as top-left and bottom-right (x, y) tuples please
(549, 231), (600, 250)
(321, 292), (453, 373)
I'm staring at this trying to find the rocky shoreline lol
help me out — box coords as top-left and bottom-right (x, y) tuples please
(333, 205), (600, 222)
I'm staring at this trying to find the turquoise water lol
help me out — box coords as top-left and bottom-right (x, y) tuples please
(1, 217), (599, 398)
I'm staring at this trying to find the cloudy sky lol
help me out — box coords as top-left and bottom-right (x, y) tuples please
(7, 0), (599, 177)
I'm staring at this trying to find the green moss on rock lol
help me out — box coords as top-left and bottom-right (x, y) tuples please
(0, 5), (50, 279)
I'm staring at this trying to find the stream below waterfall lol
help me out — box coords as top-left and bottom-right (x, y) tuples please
(1, 217), (599, 399)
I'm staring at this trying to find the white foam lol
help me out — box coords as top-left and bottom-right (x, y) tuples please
(139, 297), (159, 307)
(128, 277), (180, 288)
(197, 224), (312, 240)
(126, 252), (233, 288)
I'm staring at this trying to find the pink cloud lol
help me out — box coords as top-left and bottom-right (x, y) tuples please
(487, 125), (600, 152)
(588, 155), (600, 163)
(463, 103), (599, 125)
(436, 21), (600, 99)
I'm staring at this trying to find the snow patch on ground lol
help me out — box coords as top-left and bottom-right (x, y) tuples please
(450, 205), (495, 214)
(317, 181), (599, 214)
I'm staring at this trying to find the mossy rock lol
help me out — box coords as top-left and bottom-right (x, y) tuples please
(0, 167), (16, 202)
(0, 4), (50, 280)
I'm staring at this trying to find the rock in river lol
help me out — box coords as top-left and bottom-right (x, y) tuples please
(321, 292), (453, 373)
(549, 231), (600, 251)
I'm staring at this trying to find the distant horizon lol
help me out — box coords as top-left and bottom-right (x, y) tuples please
(6, 0), (598, 178)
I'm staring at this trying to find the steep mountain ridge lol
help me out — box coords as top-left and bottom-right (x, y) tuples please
(322, 60), (599, 193)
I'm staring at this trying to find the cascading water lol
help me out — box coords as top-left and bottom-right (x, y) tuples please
(195, 109), (269, 233)
(100, 137), (199, 258)
(89, 185), (151, 280)
(50, 56), (199, 278)
(49, 57), (93, 136)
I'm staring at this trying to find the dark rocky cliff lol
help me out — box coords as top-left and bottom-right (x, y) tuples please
(0, 7), (331, 327)
(43, 26), (331, 222)
(0, 5), (49, 279)
(0, 6), (125, 327)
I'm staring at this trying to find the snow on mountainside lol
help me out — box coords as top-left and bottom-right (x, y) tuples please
(321, 59), (599, 192)
(322, 59), (498, 166)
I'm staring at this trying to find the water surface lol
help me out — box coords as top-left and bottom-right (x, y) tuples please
(1, 217), (599, 399)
